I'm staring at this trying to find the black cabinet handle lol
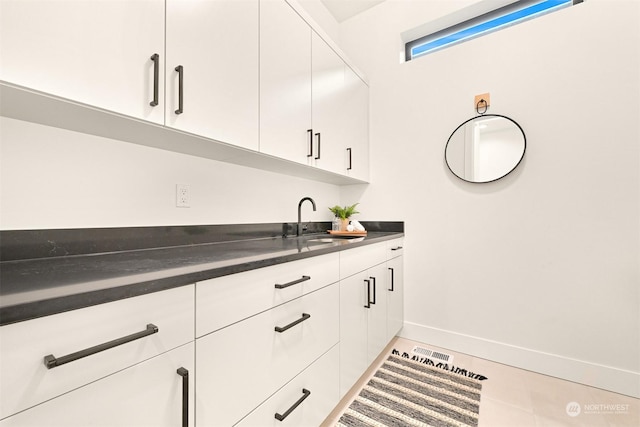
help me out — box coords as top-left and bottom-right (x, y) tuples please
(307, 129), (313, 157)
(370, 276), (377, 305)
(347, 147), (352, 170)
(391, 246), (403, 251)
(314, 132), (321, 160)
(177, 367), (189, 427)
(388, 267), (395, 291)
(275, 313), (311, 333)
(275, 275), (311, 289)
(364, 279), (371, 308)
(43, 324), (158, 369)
(150, 53), (159, 107)
(275, 389), (311, 421)
(175, 65), (184, 115)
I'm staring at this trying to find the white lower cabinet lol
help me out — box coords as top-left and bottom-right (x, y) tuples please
(386, 242), (405, 342)
(338, 238), (405, 398)
(339, 262), (388, 397)
(236, 345), (339, 427)
(195, 253), (339, 337)
(0, 237), (403, 426)
(195, 283), (339, 426)
(0, 285), (195, 420)
(0, 343), (195, 426)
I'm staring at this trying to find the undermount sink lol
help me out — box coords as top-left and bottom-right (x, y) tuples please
(306, 238), (337, 243)
(305, 236), (365, 244)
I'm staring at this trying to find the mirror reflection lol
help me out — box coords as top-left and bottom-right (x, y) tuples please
(445, 114), (526, 183)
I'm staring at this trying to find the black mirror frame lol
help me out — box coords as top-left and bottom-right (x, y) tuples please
(444, 114), (526, 183)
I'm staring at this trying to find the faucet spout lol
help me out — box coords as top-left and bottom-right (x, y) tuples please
(297, 197), (317, 236)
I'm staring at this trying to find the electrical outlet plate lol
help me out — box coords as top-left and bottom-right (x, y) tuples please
(176, 184), (190, 207)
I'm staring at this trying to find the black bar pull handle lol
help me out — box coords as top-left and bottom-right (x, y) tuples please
(391, 246), (403, 251)
(150, 54), (159, 107)
(176, 367), (189, 427)
(388, 267), (395, 291)
(275, 389), (311, 421)
(370, 277), (377, 305)
(175, 65), (184, 115)
(314, 132), (321, 160)
(347, 147), (352, 170)
(307, 129), (313, 157)
(275, 313), (311, 333)
(275, 275), (311, 289)
(364, 279), (371, 308)
(44, 324), (159, 369)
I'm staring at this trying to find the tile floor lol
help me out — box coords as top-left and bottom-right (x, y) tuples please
(322, 337), (639, 427)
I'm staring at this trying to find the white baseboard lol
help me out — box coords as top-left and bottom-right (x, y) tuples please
(399, 321), (640, 399)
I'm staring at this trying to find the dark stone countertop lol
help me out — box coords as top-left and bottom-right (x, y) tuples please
(0, 222), (403, 325)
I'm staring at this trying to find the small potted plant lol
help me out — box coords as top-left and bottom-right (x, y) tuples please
(329, 203), (360, 231)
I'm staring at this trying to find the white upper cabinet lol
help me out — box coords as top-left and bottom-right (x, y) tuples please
(260, 1), (369, 179)
(165, 0), (259, 151)
(342, 66), (370, 181)
(259, 0), (312, 164)
(0, 0), (367, 184)
(0, 0), (165, 124)
(310, 32), (347, 175)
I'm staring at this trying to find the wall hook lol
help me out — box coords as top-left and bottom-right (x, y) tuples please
(476, 99), (488, 115)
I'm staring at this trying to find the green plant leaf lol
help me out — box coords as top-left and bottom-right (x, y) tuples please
(328, 203), (359, 219)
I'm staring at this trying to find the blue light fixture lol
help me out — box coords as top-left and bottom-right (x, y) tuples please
(407, 0), (581, 60)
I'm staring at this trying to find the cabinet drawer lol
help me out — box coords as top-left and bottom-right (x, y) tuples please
(237, 344), (339, 427)
(196, 283), (339, 427)
(339, 242), (386, 279)
(0, 343), (194, 427)
(196, 253), (339, 337)
(0, 285), (194, 420)
(386, 238), (404, 259)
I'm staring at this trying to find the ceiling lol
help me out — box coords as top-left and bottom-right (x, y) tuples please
(320, 0), (386, 22)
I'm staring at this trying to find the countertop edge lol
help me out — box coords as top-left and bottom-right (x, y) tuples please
(0, 232), (404, 326)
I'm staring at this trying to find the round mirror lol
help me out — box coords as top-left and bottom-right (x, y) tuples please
(445, 114), (526, 183)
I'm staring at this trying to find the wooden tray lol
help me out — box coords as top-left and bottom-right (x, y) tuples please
(327, 230), (367, 237)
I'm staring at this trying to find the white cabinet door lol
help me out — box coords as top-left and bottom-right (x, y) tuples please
(339, 259), (392, 397)
(0, 343), (195, 427)
(259, 3), (369, 179)
(387, 255), (405, 341)
(343, 66), (370, 181)
(165, 0), (258, 150)
(0, 0), (165, 124)
(236, 345), (339, 427)
(259, 0), (312, 164)
(196, 252), (339, 337)
(0, 285), (195, 420)
(339, 271), (369, 397)
(196, 283), (339, 427)
(311, 32), (346, 175)
(366, 263), (389, 365)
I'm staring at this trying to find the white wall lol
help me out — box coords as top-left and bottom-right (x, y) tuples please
(332, 0), (639, 397)
(0, 117), (340, 229)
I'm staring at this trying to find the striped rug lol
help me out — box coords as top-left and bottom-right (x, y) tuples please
(337, 353), (484, 427)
